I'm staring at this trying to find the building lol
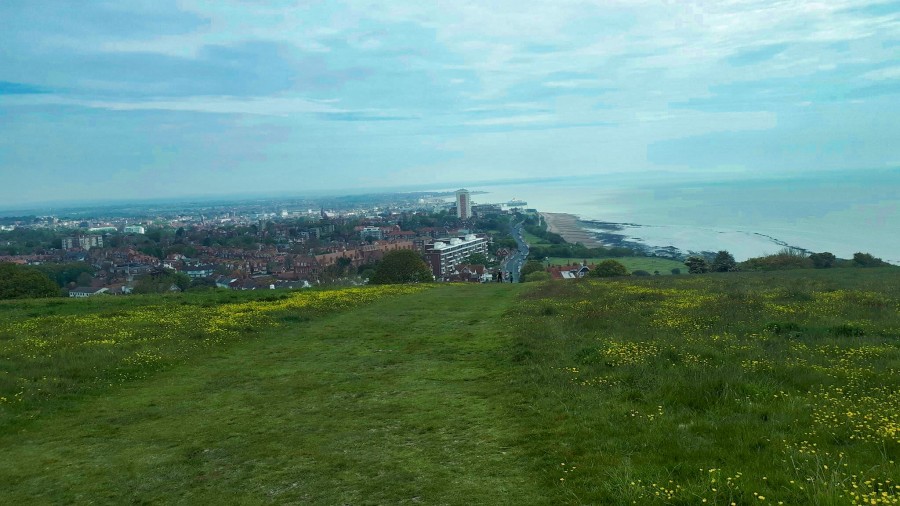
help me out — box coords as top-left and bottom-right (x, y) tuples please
(62, 235), (104, 250)
(182, 265), (216, 279)
(68, 287), (109, 298)
(359, 226), (383, 240)
(455, 189), (472, 220)
(425, 234), (489, 280)
(124, 225), (145, 234)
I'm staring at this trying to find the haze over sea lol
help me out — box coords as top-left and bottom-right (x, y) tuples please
(464, 168), (899, 264)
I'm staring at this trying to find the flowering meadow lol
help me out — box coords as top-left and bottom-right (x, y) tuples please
(0, 285), (427, 429)
(509, 268), (900, 504)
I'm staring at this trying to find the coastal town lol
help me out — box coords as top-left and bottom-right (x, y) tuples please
(0, 189), (550, 296)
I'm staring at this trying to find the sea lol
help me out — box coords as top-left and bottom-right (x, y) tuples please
(457, 168), (899, 264)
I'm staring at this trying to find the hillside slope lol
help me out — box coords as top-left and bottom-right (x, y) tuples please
(0, 284), (545, 504)
(1, 269), (899, 504)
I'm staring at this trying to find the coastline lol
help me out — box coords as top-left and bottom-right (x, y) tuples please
(540, 213), (605, 248)
(540, 212), (823, 262)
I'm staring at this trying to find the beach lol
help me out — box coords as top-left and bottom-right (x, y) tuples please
(541, 213), (605, 248)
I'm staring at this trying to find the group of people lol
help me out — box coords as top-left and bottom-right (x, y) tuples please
(493, 270), (514, 283)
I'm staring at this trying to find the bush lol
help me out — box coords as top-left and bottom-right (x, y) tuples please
(852, 252), (889, 268)
(590, 260), (629, 278)
(710, 250), (737, 272)
(809, 252), (836, 269)
(684, 256), (709, 274)
(739, 249), (812, 271)
(0, 262), (61, 299)
(632, 270), (651, 276)
(370, 250), (434, 284)
(520, 260), (546, 277)
(523, 271), (551, 283)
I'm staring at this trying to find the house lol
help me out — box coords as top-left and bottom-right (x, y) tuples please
(447, 264), (491, 283)
(182, 264), (216, 278)
(68, 287), (109, 298)
(547, 265), (591, 280)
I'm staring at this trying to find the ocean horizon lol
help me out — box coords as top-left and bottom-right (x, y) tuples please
(468, 168), (899, 264)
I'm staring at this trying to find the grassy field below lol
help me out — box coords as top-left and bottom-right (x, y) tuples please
(1, 268), (899, 504)
(523, 229), (552, 246)
(547, 256), (686, 274)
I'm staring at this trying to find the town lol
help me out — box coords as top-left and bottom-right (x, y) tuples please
(0, 189), (534, 296)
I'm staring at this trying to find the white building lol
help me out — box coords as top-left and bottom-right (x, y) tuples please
(425, 234), (489, 280)
(124, 225), (145, 234)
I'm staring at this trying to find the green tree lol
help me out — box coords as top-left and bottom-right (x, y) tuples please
(523, 271), (551, 282)
(462, 253), (489, 265)
(852, 252), (889, 267)
(684, 256), (709, 274)
(710, 250), (737, 272)
(0, 263), (61, 299)
(809, 252), (836, 269)
(133, 271), (191, 294)
(520, 260), (545, 277)
(590, 259), (629, 278)
(370, 250), (434, 284)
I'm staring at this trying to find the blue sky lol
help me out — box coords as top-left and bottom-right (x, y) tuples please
(1, 0), (898, 206)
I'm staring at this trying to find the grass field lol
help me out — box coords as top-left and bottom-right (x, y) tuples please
(523, 229), (552, 246)
(547, 256), (687, 274)
(1, 269), (899, 504)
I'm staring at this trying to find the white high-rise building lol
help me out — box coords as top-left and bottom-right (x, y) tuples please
(455, 189), (472, 220)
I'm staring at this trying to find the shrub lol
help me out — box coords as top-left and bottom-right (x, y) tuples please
(590, 260), (629, 278)
(370, 250), (434, 284)
(852, 252), (889, 268)
(0, 263), (61, 299)
(710, 250), (737, 272)
(684, 256), (709, 274)
(523, 271), (551, 282)
(809, 252), (836, 269)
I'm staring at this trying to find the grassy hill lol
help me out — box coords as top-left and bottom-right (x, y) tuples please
(1, 269), (898, 504)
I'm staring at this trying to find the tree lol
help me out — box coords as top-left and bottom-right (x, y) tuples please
(370, 250), (434, 284)
(523, 271), (551, 282)
(133, 270), (191, 294)
(520, 260), (545, 277)
(710, 250), (737, 272)
(590, 259), (629, 278)
(809, 252), (836, 269)
(684, 256), (709, 274)
(852, 252), (889, 267)
(0, 263), (61, 299)
(76, 271), (94, 287)
(462, 253), (489, 266)
(670, 268), (681, 275)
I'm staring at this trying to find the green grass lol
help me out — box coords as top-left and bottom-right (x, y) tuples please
(0, 285), (545, 504)
(1, 268), (899, 504)
(522, 229), (552, 245)
(547, 256), (687, 274)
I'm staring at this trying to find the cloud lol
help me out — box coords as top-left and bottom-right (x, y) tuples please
(726, 44), (790, 66)
(0, 81), (48, 95)
(1, 0), (899, 205)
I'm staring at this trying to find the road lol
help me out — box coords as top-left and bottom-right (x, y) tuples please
(501, 220), (529, 283)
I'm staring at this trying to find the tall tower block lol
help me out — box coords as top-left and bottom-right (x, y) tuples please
(455, 189), (472, 220)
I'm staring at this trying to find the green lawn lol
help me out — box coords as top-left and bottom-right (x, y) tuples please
(522, 229), (552, 245)
(547, 255), (686, 274)
(1, 269), (899, 504)
(0, 285), (544, 504)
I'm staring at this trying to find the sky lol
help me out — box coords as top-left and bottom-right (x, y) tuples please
(1, 0), (898, 207)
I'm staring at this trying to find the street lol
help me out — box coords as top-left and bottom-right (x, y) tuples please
(501, 219), (529, 283)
